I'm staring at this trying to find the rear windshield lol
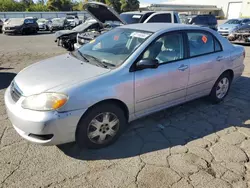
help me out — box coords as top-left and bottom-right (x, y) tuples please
(191, 16), (217, 25)
(225, 19), (241, 24)
(120, 13), (142, 24)
(66, 16), (75, 19)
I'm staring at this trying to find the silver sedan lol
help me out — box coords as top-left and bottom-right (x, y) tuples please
(4, 23), (245, 149)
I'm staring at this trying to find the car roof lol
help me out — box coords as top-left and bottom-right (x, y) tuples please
(119, 23), (198, 32)
(121, 11), (155, 15)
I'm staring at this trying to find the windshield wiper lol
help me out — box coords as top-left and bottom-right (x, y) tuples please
(83, 54), (115, 68)
(77, 50), (89, 62)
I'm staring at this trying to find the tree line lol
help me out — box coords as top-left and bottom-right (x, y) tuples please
(0, 0), (140, 13)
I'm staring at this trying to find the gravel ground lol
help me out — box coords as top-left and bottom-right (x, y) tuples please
(1, 31), (250, 188)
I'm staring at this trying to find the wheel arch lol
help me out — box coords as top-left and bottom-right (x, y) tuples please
(221, 69), (234, 80)
(81, 99), (130, 122)
(209, 69), (234, 97)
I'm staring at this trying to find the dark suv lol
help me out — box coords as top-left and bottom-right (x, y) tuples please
(186, 15), (218, 31)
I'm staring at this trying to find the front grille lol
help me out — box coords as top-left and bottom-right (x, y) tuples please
(10, 82), (22, 102)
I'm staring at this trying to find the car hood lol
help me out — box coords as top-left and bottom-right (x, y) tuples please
(83, 2), (126, 25)
(4, 23), (22, 27)
(14, 54), (110, 96)
(55, 21), (98, 38)
(51, 22), (64, 27)
(55, 30), (77, 38)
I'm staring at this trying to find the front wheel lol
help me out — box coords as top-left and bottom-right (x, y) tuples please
(76, 103), (127, 149)
(209, 73), (232, 103)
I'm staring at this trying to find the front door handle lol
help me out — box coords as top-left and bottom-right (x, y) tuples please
(178, 64), (189, 71)
(216, 56), (224, 61)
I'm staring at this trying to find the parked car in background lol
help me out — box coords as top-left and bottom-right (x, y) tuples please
(37, 18), (52, 31)
(66, 15), (80, 27)
(218, 18), (250, 37)
(186, 14), (218, 31)
(5, 23), (245, 149)
(74, 21), (120, 50)
(228, 21), (250, 44)
(55, 19), (99, 51)
(49, 18), (71, 32)
(2, 18), (39, 35)
(0, 19), (3, 33)
(120, 11), (180, 24)
(74, 2), (181, 50)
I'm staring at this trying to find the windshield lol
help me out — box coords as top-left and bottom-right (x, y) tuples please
(66, 16), (75, 20)
(78, 28), (152, 67)
(225, 19), (241, 24)
(120, 13), (142, 24)
(37, 19), (47, 23)
(52, 18), (64, 24)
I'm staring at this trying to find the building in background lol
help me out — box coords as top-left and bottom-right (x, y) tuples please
(141, 0), (250, 19)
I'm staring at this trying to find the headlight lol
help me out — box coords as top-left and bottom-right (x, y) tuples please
(21, 93), (68, 111)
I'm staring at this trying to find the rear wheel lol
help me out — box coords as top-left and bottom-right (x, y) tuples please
(209, 72), (232, 103)
(76, 103), (126, 149)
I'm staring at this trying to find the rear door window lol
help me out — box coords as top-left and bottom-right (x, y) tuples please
(187, 32), (214, 57)
(187, 31), (222, 57)
(146, 13), (172, 23)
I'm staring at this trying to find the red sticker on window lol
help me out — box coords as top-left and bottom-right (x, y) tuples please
(202, 35), (208, 43)
(114, 35), (119, 41)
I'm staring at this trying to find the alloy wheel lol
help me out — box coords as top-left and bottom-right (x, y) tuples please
(87, 112), (120, 144)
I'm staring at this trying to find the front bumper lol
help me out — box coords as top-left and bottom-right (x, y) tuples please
(39, 25), (47, 30)
(218, 30), (229, 36)
(4, 86), (86, 146)
(3, 29), (19, 34)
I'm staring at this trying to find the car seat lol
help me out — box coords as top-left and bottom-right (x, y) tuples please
(156, 35), (182, 63)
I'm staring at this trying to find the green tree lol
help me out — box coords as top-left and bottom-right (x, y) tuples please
(47, 0), (72, 11)
(106, 0), (121, 13)
(20, 0), (34, 10)
(37, 0), (45, 5)
(26, 3), (49, 11)
(0, 0), (24, 11)
(72, 1), (83, 11)
(120, 0), (139, 12)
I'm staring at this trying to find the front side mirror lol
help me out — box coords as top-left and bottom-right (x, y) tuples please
(136, 59), (159, 70)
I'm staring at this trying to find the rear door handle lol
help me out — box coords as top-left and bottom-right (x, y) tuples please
(216, 56), (224, 61)
(178, 64), (189, 71)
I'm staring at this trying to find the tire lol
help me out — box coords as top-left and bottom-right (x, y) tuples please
(209, 72), (232, 103)
(76, 103), (127, 149)
(21, 29), (26, 35)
